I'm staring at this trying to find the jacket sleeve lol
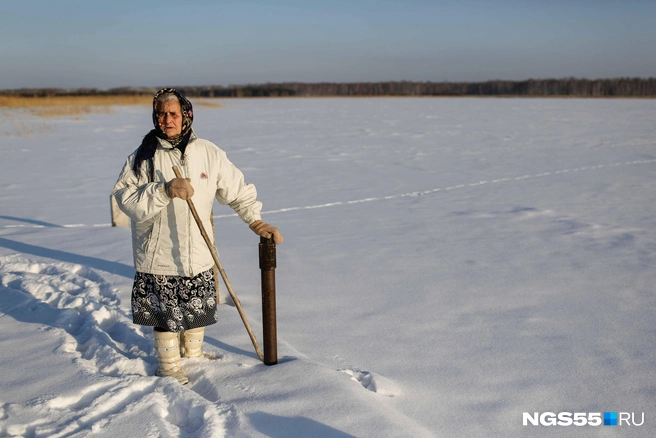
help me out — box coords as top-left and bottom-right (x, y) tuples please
(215, 150), (262, 224)
(112, 155), (171, 223)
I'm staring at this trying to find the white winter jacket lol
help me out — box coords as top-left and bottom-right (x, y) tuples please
(112, 131), (262, 276)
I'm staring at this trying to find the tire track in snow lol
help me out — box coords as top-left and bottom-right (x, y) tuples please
(1, 158), (654, 229)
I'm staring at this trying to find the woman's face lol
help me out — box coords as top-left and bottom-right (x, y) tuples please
(156, 99), (183, 137)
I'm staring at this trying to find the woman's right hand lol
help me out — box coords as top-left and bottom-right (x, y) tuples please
(165, 178), (194, 200)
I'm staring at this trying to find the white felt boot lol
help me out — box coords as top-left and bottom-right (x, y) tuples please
(154, 330), (189, 385)
(181, 327), (205, 358)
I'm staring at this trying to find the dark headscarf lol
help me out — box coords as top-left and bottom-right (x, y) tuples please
(132, 88), (194, 182)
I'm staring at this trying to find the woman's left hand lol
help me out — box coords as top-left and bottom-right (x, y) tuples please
(249, 220), (283, 244)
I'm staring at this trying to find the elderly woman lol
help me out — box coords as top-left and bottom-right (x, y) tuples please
(112, 88), (282, 384)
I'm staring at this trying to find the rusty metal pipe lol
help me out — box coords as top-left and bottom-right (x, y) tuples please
(259, 236), (278, 365)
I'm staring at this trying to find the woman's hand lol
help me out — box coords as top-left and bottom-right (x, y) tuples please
(165, 178), (194, 200)
(249, 220), (283, 244)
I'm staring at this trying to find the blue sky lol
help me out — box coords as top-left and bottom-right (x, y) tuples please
(1, 0), (655, 89)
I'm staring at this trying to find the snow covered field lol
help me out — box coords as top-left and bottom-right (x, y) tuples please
(1, 97), (655, 437)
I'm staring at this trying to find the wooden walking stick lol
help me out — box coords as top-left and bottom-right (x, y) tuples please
(172, 166), (264, 361)
(210, 211), (220, 303)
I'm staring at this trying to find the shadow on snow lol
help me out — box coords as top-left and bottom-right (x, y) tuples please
(0, 237), (134, 278)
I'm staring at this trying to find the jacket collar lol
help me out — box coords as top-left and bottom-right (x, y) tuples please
(156, 129), (198, 150)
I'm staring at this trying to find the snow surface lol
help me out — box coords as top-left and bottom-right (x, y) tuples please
(1, 97), (655, 437)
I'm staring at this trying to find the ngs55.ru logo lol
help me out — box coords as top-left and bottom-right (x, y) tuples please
(523, 412), (645, 427)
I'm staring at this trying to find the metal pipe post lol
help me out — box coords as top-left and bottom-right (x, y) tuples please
(259, 236), (278, 365)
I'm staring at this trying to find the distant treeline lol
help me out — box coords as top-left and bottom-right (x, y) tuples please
(3, 78), (656, 98)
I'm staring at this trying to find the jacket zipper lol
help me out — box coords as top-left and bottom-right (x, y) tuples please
(172, 148), (194, 276)
(179, 151), (194, 276)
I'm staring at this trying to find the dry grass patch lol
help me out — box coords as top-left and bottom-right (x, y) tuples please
(194, 99), (223, 108)
(0, 95), (221, 117)
(0, 95), (152, 118)
(2, 118), (53, 137)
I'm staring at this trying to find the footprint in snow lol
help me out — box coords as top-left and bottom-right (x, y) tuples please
(0, 256), (232, 437)
(339, 368), (400, 397)
(0, 376), (229, 437)
(0, 256), (154, 377)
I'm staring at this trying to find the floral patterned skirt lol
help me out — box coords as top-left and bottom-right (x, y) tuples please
(131, 269), (217, 332)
